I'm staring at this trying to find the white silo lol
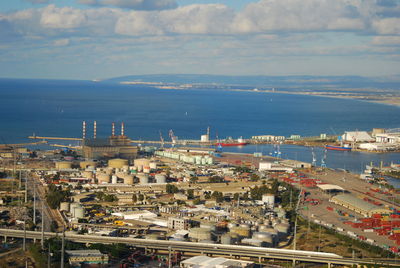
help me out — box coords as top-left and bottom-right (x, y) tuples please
(155, 174), (166, 184)
(137, 173), (149, 185)
(149, 162), (157, 169)
(262, 194), (275, 207)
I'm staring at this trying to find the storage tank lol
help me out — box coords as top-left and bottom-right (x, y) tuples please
(108, 159), (128, 169)
(137, 173), (149, 185)
(220, 234), (232, 245)
(227, 222), (237, 230)
(262, 194), (275, 207)
(189, 228), (212, 241)
(60, 202), (70, 212)
(134, 158), (150, 170)
(143, 166), (150, 174)
(82, 171), (93, 179)
(80, 161), (96, 169)
(149, 162), (157, 169)
(123, 175), (134, 185)
(55, 161), (72, 170)
(97, 173), (110, 184)
(111, 175), (118, 184)
(241, 238), (263, 247)
(231, 227), (251, 237)
(253, 232), (274, 246)
(274, 223), (290, 239)
(72, 206), (84, 218)
(155, 174), (166, 184)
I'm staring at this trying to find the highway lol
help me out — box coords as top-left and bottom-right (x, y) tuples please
(0, 229), (398, 266)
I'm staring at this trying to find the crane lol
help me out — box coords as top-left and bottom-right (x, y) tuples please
(159, 131), (164, 149)
(169, 130), (177, 146)
(311, 147), (317, 166)
(321, 149), (327, 168)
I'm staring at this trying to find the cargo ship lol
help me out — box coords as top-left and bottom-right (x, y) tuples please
(215, 137), (248, 147)
(325, 145), (352, 151)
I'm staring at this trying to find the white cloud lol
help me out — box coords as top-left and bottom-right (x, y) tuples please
(40, 5), (87, 29)
(372, 36), (400, 45)
(53, 38), (70, 46)
(78, 0), (177, 10)
(372, 18), (400, 35)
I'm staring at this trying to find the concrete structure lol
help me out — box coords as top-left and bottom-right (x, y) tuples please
(79, 161), (96, 169)
(108, 158), (129, 169)
(341, 131), (374, 142)
(180, 256), (254, 268)
(168, 217), (190, 230)
(66, 250), (109, 267)
(55, 161), (72, 170)
(82, 134), (138, 160)
(189, 228), (212, 241)
(330, 194), (392, 217)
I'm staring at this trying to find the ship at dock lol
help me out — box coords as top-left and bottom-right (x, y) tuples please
(325, 144), (352, 151)
(215, 137), (248, 147)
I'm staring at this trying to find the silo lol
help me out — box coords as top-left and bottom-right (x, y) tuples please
(274, 223), (290, 240)
(207, 157), (213, 165)
(149, 162), (157, 169)
(201, 158), (206, 165)
(253, 232), (274, 247)
(137, 173), (149, 185)
(97, 173), (110, 184)
(111, 175), (118, 184)
(123, 175), (134, 185)
(189, 228), (212, 241)
(55, 161), (72, 170)
(108, 159), (129, 169)
(60, 202), (70, 212)
(262, 194), (275, 207)
(232, 227), (251, 238)
(221, 234), (232, 245)
(241, 238), (263, 247)
(155, 174), (166, 184)
(80, 161), (96, 169)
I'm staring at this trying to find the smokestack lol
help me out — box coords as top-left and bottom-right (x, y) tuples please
(121, 122), (125, 136)
(112, 122), (115, 137)
(82, 121), (86, 139)
(94, 121), (97, 139)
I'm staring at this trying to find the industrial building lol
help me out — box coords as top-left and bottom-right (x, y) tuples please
(180, 256), (254, 268)
(82, 121), (138, 159)
(66, 250), (109, 267)
(330, 194), (392, 217)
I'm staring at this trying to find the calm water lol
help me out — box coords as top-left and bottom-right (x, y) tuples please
(0, 78), (399, 174)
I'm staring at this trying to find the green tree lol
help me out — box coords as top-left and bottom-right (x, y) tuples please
(208, 176), (224, 183)
(187, 189), (194, 199)
(166, 184), (179, 194)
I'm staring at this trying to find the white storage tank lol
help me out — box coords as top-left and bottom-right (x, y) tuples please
(189, 228), (212, 241)
(241, 238), (263, 247)
(220, 234), (232, 245)
(123, 175), (134, 185)
(149, 162), (157, 169)
(253, 232), (274, 246)
(97, 173), (110, 184)
(111, 175), (118, 184)
(262, 194), (275, 207)
(274, 223), (290, 239)
(60, 202), (70, 212)
(155, 174), (166, 184)
(137, 173), (149, 185)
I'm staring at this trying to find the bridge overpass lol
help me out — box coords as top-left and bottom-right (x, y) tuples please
(0, 229), (397, 267)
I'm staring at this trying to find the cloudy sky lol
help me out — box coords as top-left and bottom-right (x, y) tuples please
(0, 0), (400, 79)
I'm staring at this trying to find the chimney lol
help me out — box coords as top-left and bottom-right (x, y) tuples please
(121, 122), (125, 136)
(82, 121), (86, 139)
(94, 121), (97, 139)
(112, 122), (115, 137)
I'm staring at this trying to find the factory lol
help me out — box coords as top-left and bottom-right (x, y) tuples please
(330, 194), (392, 217)
(82, 121), (138, 159)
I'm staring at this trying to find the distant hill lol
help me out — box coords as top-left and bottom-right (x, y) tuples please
(104, 74), (400, 90)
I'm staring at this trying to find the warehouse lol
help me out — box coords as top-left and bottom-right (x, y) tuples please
(330, 194), (392, 217)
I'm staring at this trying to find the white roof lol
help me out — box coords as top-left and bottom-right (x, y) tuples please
(317, 184), (344, 191)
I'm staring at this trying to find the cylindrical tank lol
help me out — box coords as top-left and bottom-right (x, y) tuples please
(143, 166), (150, 174)
(137, 173), (149, 185)
(72, 206), (84, 218)
(221, 234), (232, 245)
(108, 159), (128, 169)
(189, 228), (211, 241)
(111, 175), (117, 184)
(60, 202), (70, 212)
(123, 175), (134, 185)
(149, 162), (157, 169)
(200, 223), (216, 232)
(231, 227), (251, 237)
(97, 173), (111, 184)
(258, 224), (271, 232)
(262, 194), (275, 207)
(55, 161), (72, 170)
(241, 238), (263, 247)
(253, 232), (274, 245)
(155, 174), (166, 184)
(82, 171), (93, 179)
(274, 223), (290, 239)
(227, 222), (237, 230)
(80, 161), (96, 169)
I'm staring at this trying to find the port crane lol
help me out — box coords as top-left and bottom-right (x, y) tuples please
(169, 130), (177, 145)
(321, 149), (327, 168)
(159, 131), (164, 149)
(311, 147), (317, 166)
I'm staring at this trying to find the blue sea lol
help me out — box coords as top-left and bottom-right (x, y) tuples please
(0, 78), (399, 174)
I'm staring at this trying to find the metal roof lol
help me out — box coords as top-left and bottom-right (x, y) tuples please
(318, 184), (344, 191)
(331, 194), (381, 212)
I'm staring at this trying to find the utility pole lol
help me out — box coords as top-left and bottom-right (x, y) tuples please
(47, 244), (51, 268)
(168, 246), (172, 268)
(33, 181), (36, 225)
(19, 170), (22, 189)
(25, 174), (28, 203)
(61, 228), (65, 268)
(23, 219), (26, 251)
(41, 201), (45, 249)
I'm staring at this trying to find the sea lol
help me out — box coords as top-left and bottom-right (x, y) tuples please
(0, 78), (399, 176)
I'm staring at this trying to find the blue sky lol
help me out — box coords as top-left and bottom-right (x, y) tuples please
(0, 0), (400, 79)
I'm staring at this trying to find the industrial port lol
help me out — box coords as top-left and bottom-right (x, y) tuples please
(0, 122), (400, 267)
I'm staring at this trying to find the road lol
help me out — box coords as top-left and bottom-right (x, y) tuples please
(0, 229), (398, 267)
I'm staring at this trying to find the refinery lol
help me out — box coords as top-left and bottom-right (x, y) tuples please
(0, 122), (400, 267)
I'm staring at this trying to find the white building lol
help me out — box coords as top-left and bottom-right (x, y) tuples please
(375, 133), (400, 144)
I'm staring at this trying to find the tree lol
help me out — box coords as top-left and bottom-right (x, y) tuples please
(132, 194), (137, 203)
(250, 174), (260, 182)
(189, 176), (198, 184)
(212, 191), (224, 203)
(208, 176), (224, 183)
(233, 193), (240, 201)
(166, 184), (179, 194)
(138, 194), (144, 201)
(187, 189), (194, 199)
(204, 192), (211, 199)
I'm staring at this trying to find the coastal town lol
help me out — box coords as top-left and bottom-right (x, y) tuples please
(0, 123), (399, 267)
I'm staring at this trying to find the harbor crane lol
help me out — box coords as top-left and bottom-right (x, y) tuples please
(311, 147), (317, 166)
(159, 131), (164, 149)
(321, 149), (327, 168)
(169, 130), (177, 145)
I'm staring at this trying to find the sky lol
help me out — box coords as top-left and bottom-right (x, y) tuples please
(0, 0), (400, 80)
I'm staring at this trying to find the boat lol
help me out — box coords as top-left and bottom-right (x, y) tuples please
(325, 145), (352, 151)
(215, 136), (248, 147)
